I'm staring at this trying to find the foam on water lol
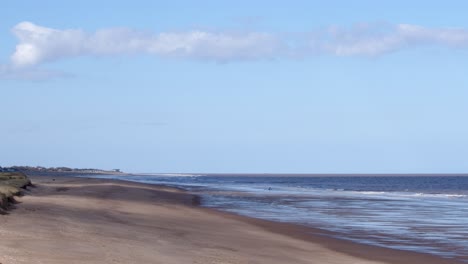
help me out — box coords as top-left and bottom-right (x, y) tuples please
(88, 174), (468, 261)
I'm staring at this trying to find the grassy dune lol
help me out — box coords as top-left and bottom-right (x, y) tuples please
(0, 172), (31, 214)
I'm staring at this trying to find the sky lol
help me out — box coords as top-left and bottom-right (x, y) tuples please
(2, 1), (468, 173)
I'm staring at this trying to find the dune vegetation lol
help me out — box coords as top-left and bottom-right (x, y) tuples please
(0, 172), (31, 214)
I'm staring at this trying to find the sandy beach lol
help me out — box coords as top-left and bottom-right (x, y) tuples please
(0, 175), (462, 264)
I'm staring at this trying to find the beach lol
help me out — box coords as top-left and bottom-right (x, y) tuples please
(0, 175), (462, 264)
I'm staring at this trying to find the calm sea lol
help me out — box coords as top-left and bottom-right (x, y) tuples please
(90, 174), (468, 262)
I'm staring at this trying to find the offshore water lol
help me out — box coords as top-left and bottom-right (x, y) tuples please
(91, 174), (468, 261)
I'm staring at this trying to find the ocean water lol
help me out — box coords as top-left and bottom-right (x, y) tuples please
(90, 174), (468, 261)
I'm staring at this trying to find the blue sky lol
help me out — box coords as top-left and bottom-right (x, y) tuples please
(2, 1), (468, 173)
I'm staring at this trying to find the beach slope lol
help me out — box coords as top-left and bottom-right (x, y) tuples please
(0, 176), (460, 264)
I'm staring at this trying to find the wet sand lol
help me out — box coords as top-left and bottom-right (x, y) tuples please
(0, 175), (462, 264)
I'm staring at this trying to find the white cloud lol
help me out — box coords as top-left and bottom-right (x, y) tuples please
(10, 22), (284, 67)
(321, 23), (468, 56)
(4, 21), (468, 71)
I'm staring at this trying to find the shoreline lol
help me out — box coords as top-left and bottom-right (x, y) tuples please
(0, 174), (463, 264)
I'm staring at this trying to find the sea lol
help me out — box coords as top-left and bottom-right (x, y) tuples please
(89, 174), (468, 262)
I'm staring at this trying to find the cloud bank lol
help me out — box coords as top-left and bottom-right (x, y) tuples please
(4, 21), (468, 70)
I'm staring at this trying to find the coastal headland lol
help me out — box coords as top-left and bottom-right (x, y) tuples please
(0, 174), (462, 264)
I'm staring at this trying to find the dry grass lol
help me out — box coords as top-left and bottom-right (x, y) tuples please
(0, 172), (31, 213)
(0, 185), (21, 197)
(0, 172), (29, 180)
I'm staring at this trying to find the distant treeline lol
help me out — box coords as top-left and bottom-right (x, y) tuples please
(0, 166), (121, 173)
